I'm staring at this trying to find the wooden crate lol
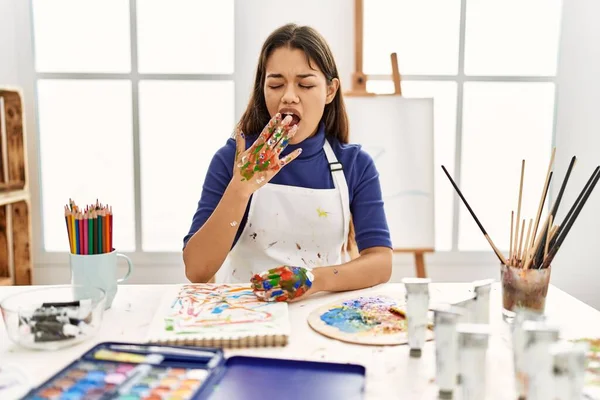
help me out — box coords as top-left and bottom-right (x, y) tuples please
(0, 199), (32, 286)
(0, 205), (9, 285)
(0, 89), (27, 191)
(0, 87), (32, 286)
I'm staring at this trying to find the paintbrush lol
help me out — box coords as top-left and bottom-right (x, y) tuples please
(530, 156), (577, 268)
(441, 165), (507, 265)
(530, 148), (556, 248)
(541, 166), (600, 268)
(522, 172), (553, 267)
(513, 160), (526, 267)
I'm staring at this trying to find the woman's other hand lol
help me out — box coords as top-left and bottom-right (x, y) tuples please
(251, 265), (314, 302)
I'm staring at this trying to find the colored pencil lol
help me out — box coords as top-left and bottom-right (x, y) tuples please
(88, 211), (96, 254)
(98, 211), (103, 254)
(64, 207), (72, 253)
(83, 213), (88, 255)
(75, 215), (80, 255)
(64, 200), (115, 255)
(70, 212), (76, 253)
(108, 207), (113, 252)
(104, 209), (110, 253)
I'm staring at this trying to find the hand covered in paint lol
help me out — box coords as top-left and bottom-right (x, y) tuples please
(251, 265), (314, 302)
(231, 113), (301, 197)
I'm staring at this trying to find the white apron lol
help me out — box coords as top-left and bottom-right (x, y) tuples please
(217, 140), (351, 283)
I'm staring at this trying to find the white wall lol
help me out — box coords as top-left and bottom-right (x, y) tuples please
(0, 0), (18, 86)
(551, 0), (600, 309)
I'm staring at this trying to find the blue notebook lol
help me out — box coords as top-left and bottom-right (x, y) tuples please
(22, 341), (366, 400)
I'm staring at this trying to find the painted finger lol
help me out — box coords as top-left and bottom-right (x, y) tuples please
(265, 115), (293, 150)
(263, 288), (289, 302)
(235, 128), (245, 162)
(252, 113), (282, 151)
(272, 124), (298, 158)
(278, 148), (303, 168)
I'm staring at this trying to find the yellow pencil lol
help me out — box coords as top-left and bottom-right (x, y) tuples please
(70, 212), (76, 253)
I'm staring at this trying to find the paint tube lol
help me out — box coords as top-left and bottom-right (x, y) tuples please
(452, 293), (476, 323)
(457, 323), (490, 400)
(522, 320), (560, 400)
(551, 340), (588, 400)
(431, 304), (465, 399)
(472, 279), (494, 324)
(511, 307), (546, 399)
(402, 278), (431, 357)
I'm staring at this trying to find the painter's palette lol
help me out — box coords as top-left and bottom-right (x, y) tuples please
(308, 295), (434, 346)
(23, 343), (214, 400)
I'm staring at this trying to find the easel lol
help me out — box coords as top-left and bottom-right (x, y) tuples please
(345, 0), (434, 278)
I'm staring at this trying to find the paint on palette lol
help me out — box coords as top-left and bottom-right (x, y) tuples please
(26, 359), (208, 400)
(164, 285), (280, 333)
(251, 266), (313, 302)
(319, 296), (407, 334)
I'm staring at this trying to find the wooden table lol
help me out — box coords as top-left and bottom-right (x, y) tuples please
(1, 282), (599, 399)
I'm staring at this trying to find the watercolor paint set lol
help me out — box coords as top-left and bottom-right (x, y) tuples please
(23, 341), (366, 400)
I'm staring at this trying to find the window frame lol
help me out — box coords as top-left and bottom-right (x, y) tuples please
(365, 0), (558, 252)
(26, 0), (235, 267)
(19, 0), (560, 272)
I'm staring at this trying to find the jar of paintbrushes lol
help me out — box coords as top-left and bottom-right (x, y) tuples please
(442, 150), (600, 323)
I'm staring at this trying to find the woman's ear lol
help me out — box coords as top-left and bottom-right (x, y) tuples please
(325, 78), (340, 104)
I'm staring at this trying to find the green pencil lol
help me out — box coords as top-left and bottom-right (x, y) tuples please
(98, 212), (103, 254)
(89, 214), (95, 255)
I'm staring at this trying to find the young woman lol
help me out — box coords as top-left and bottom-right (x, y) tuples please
(183, 23), (392, 302)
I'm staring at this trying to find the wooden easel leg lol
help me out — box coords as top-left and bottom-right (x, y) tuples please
(414, 252), (427, 278)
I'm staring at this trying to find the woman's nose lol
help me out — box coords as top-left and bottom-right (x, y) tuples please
(281, 85), (299, 104)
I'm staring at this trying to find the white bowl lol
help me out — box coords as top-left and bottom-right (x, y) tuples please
(0, 285), (106, 350)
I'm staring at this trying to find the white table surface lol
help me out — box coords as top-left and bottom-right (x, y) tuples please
(1, 282), (599, 399)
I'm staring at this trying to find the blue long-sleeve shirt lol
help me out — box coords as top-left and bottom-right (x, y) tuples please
(184, 122), (392, 252)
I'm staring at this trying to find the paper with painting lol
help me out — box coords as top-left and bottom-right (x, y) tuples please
(145, 284), (290, 348)
(308, 295), (434, 346)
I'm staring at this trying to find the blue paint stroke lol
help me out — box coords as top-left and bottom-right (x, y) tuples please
(211, 303), (230, 314)
(320, 307), (379, 333)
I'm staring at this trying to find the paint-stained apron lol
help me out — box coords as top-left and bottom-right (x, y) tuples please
(216, 140), (351, 283)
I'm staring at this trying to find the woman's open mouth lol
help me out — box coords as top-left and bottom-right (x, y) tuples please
(280, 110), (301, 126)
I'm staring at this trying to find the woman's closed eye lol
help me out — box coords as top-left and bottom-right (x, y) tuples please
(268, 84), (315, 90)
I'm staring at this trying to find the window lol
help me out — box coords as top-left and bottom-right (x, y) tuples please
(365, 0), (562, 251)
(32, 0), (235, 254)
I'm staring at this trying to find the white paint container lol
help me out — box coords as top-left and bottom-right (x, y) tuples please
(457, 323), (490, 400)
(402, 277), (431, 357)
